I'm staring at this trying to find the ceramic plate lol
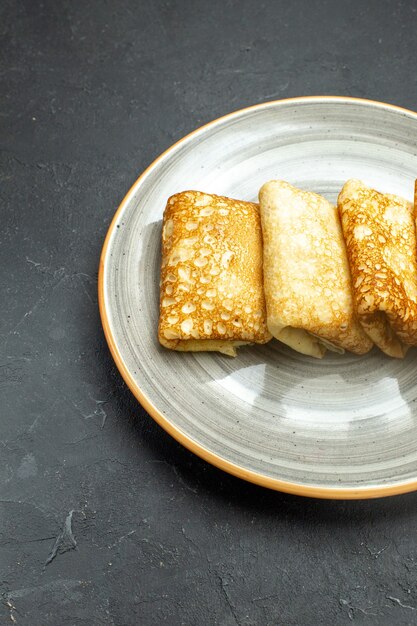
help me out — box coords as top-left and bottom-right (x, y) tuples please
(99, 96), (417, 499)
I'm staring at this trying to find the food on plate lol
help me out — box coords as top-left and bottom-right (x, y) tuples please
(158, 190), (272, 356)
(338, 179), (417, 358)
(258, 180), (373, 358)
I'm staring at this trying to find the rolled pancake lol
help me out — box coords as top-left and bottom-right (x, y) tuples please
(259, 180), (373, 358)
(338, 179), (417, 358)
(158, 191), (271, 356)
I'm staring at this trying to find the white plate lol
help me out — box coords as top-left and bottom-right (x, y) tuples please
(99, 96), (417, 499)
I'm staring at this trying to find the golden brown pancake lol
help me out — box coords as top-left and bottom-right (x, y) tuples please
(259, 180), (373, 358)
(338, 179), (417, 358)
(158, 191), (271, 356)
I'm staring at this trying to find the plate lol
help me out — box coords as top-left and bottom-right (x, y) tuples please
(99, 96), (417, 499)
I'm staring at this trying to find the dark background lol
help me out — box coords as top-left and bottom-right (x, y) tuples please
(2, 1), (417, 624)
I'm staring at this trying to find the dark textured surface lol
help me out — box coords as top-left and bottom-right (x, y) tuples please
(2, 0), (417, 624)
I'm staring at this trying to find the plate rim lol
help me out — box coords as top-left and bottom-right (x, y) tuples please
(98, 95), (417, 500)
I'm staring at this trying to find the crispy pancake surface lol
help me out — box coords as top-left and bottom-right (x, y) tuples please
(338, 179), (417, 357)
(158, 191), (271, 356)
(259, 180), (373, 357)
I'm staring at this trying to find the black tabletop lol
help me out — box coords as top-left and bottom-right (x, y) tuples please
(2, 1), (417, 624)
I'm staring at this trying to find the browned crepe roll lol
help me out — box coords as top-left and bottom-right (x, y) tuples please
(158, 191), (271, 356)
(338, 179), (417, 358)
(259, 180), (373, 358)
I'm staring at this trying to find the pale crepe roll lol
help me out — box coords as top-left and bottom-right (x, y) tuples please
(338, 179), (417, 358)
(259, 180), (373, 358)
(158, 191), (271, 356)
